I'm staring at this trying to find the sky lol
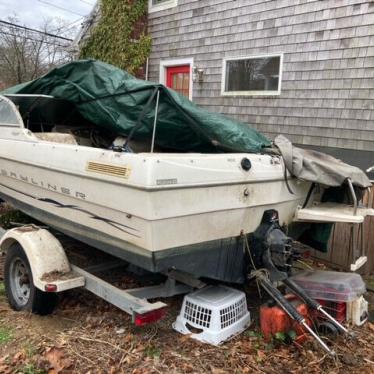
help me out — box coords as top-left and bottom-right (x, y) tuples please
(0, 0), (96, 36)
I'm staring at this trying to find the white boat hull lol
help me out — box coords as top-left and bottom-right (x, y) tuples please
(0, 128), (310, 281)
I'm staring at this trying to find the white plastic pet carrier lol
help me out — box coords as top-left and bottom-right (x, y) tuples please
(173, 285), (251, 345)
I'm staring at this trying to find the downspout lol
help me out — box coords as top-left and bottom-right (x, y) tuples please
(145, 57), (149, 81)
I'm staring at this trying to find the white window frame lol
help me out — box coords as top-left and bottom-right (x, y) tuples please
(149, 0), (178, 13)
(221, 53), (284, 96)
(159, 58), (194, 100)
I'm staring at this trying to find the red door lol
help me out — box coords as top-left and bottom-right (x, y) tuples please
(166, 65), (190, 98)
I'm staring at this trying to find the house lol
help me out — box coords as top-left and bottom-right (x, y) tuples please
(78, 0), (374, 176)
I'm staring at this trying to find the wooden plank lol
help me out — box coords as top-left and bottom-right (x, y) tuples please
(312, 188), (374, 274)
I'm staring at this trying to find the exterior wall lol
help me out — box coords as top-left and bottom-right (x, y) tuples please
(148, 0), (374, 159)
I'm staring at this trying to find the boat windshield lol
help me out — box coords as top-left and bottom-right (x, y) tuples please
(5, 94), (85, 131)
(4, 94), (113, 149)
(0, 96), (23, 127)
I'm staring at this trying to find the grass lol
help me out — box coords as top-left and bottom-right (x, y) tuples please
(20, 364), (46, 374)
(0, 281), (5, 297)
(245, 330), (263, 339)
(0, 326), (13, 344)
(144, 345), (162, 359)
(23, 341), (38, 359)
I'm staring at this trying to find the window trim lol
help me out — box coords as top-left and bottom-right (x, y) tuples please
(160, 58), (194, 100)
(148, 0), (178, 13)
(221, 53), (284, 97)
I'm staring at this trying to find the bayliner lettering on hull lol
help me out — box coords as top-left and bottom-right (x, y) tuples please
(0, 169), (86, 200)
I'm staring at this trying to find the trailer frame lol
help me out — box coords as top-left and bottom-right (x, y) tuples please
(0, 225), (194, 324)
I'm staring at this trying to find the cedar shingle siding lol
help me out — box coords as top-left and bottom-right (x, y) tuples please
(148, 0), (374, 156)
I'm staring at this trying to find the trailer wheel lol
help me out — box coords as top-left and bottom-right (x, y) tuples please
(4, 243), (57, 315)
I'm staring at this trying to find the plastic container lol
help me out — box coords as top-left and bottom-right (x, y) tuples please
(260, 294), (311, 343)
(347, 296), (368, 326)
(316, 299), (346, 323)
(290, 270), (366, 302)
(173, 285), (251, 345)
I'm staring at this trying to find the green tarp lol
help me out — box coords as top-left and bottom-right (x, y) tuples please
(3, 59), (271, 153)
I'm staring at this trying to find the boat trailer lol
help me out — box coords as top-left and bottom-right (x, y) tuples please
(0, 226), (196, 325)
(0, 223), (361, 355)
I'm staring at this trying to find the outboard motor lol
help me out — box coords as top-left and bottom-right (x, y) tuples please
(250, 209), (299, 281)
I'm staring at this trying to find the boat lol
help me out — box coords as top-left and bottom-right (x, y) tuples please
(0, 61), (371, 283)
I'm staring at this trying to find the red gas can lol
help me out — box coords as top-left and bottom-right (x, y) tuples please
(260, 294), (311, 343)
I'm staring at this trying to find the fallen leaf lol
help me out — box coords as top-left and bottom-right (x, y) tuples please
(179, 334), (193, 343)
(44, 347), (72, 374)
(181, 363), (194, 372)
(240, 340), (253, 354)
(257, 350), (266, 359)
(210, 367), (228, 374)
(0, 355), (9, 364)
(0, 365), (10, 374)
(12, 351), (25, 365)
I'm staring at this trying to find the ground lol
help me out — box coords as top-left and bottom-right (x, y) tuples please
(0, 205), (374, 373)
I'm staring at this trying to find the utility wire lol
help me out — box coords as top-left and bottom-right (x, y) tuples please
(50, 17), (85, 34)
(77, 0), (95, 5)
(0, 19), (73, 41)
(37, 0), (86, 17)
(0, 30), (70, 48)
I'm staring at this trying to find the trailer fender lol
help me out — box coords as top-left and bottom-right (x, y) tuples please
(0, 226), (77, 291)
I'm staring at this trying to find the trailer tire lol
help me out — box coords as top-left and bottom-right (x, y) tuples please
(4, 243), (57, 315)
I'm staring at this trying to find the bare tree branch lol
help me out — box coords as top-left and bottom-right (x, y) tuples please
(0, 16), (75, 88)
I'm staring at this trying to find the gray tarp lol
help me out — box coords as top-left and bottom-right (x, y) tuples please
(274, 135), (371, 189)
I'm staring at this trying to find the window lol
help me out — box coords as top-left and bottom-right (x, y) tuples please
(149, 0), (178, 13)
(0, 97), (23, 127)
(222, 54), (283, 96)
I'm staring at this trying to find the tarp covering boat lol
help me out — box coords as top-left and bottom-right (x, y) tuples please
(275, 135), (371, 189)
(275, 135), (371, 253)
(2, 59), (271, 153)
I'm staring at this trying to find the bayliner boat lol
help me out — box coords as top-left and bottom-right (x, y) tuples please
(0, 60), (371, 283)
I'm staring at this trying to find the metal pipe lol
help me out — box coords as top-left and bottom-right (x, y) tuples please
(318, 307), (349, 335)
(123, 86), (159, 149)
(360, 222), (365, 258)
(151, 90), (160, 153)
(300, 319), (336, 356)
(347, 178), (358, 215)
(145, 57), (149, 81)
